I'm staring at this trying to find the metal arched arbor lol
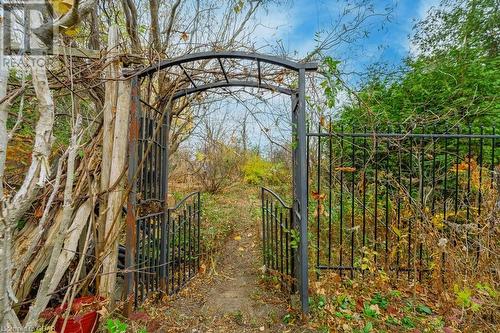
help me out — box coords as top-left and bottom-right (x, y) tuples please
(125, 51), (318, 312)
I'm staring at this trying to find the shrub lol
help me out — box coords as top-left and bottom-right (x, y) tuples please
(242, 154), (290, 188)
(191, 141), (240, 194)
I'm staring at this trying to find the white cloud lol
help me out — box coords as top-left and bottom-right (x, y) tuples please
(417, 0), (441, 20)
(250, 1), (320, 58)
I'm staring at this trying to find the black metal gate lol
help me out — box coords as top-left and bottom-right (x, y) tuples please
(261, 187), (296, 291)
(134, 192), (201, 305)
(128, 86), (202, 306)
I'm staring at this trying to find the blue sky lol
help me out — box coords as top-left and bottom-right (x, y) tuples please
(254, 0), (440, 76)
(186, 1), (442, 152)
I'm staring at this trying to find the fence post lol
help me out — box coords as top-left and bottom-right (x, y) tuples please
(160, 103), (171, 291)
(125, 75), (140, 314)
(291, 67), (309, 313)
(261, 187), (266, 270)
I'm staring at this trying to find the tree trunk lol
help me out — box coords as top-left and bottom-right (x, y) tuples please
(0, 9), (56, 329)
(23, 114), (82, 329)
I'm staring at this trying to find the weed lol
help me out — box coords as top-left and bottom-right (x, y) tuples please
(362, 303), (379, 319)
(358, 321), (373, 333)
(385, 316), (399, 326)
(106, 318), (128, 333)
(318, 325), (330, 333)
(282, 313), (294, 324)
(309, 294), (327, 312)
(336, 294), (353, 310)
(401, 316), (416, 329)
(454, 284), (481, 311)
(231, 310), (244, 325)
(416, 304), (432, 315)
(388, 290), (401, 299)
(370, 293), (388, 310)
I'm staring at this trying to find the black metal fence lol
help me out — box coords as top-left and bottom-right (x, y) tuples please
(307, 125), (499, 281)
(261, 187), (296, 291)
(135, 192), (201, 304)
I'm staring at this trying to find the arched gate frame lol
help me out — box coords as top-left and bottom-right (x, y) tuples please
(125, 52), (318, 312)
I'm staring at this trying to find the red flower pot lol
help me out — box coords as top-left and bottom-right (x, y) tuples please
(43, 296), (104, 333)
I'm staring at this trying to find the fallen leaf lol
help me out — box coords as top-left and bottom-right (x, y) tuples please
(129, 311), (150, 321)
(234, 235), (242, 241)
(370, 303), (381, 314)
(313, 203), (329, 218)
(320, 116), (326, 128)
(96, 306), (108, 317)
(335, 166), (356, 173)
(387, 305), (398, 315)
(311, 191), (326, 201)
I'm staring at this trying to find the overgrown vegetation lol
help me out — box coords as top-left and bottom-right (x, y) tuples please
(301, 1), (500, 332)
(335, 0), (499, 130)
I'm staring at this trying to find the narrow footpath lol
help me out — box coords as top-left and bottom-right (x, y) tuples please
(158, 187), (296, 332)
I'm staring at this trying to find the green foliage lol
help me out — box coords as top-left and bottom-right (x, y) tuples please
(370, 293), (389, 310)
(16, 218), (27, 230)
(413, 0), (498, 56)
(401, 316), (416, 329)
(282, 313), (294, 324)
(362, 322), (373, 333)
(320, 56), (341, 109)
(362, 303), (378, 319)
(336, 294), (353, 310)
(385, 316), (399, 326)
(475, 282), (498, 298)
(388, 290), (402, 299)
(430, 316), (445, 329)
(416, 304), (432, 315)
(106, 318), (128, 333)
(454, 284), (481, 311)
(353, 321), (373, 333)
(231, 310), (244, 325)
(242, 154), (272, 184)
(242, 154), (289, 188)
(289, 229), (300, 249)
(309, 294), (327, 312)
(335, 0), (499, 130)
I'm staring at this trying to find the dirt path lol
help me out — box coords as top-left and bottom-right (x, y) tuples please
(158, 188), (292, 332)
